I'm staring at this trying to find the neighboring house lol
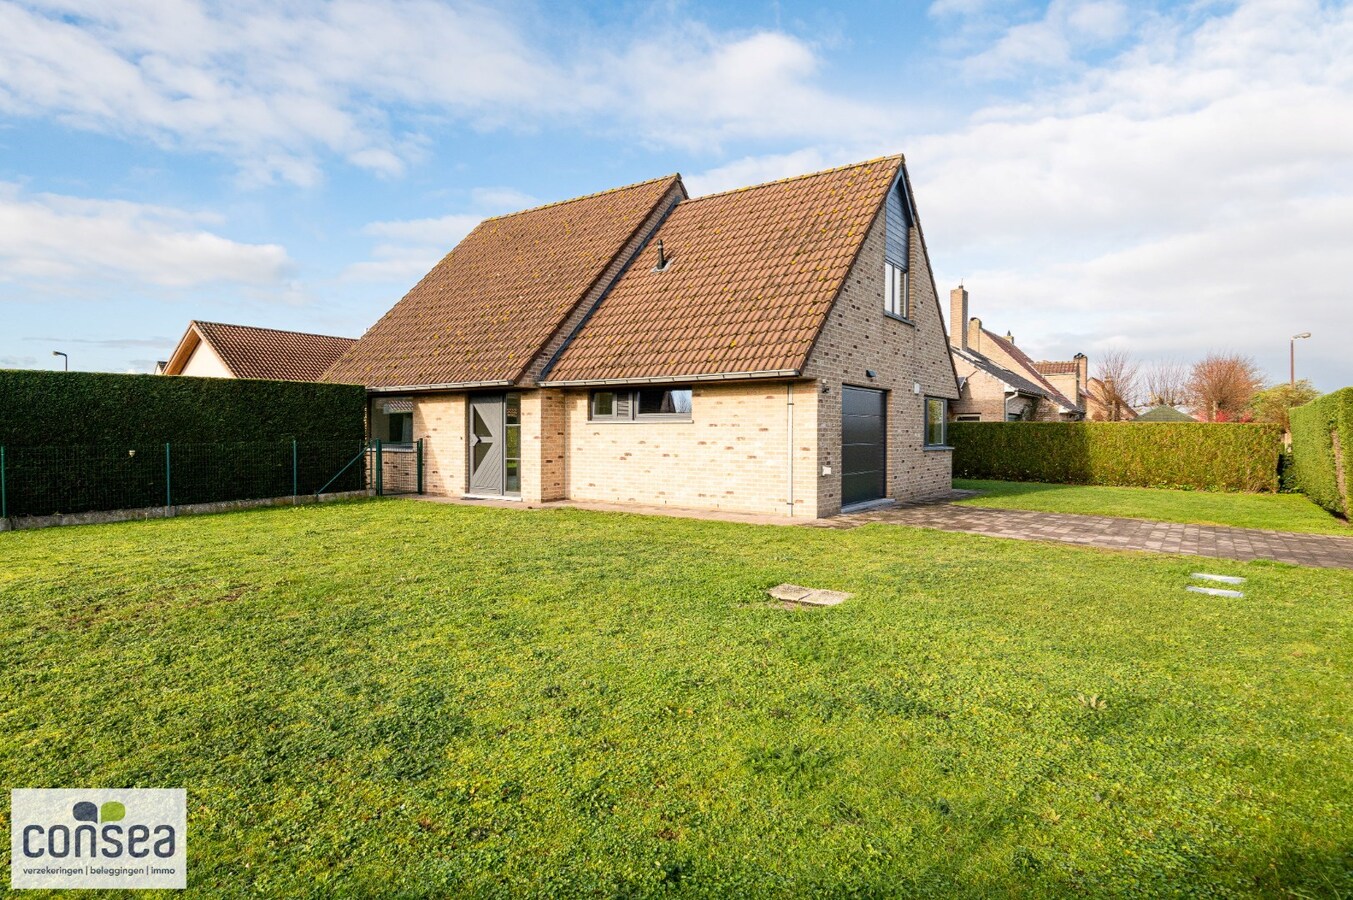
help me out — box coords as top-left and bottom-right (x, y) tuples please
(1134, 404), (1194, 422)
(324, 156), (960, 517)
(946, 286), (1083, 422)
(161, 321), (356, 381)
(1085, 377), (1140, 421)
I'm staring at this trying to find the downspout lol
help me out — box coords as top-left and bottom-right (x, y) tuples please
(786, 383), (795, 517)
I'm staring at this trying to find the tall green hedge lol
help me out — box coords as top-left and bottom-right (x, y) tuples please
(1288, 387), (1353, 517)
(1, 369), (365, 446)
(950, 421), (1283, 492)
(1, 370), (367, 517)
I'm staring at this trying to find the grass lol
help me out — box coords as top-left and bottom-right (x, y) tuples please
(2, 499), (1352, 897)
(955, 478), (1353, 536)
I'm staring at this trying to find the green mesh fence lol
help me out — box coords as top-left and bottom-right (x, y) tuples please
(0, 440), (368, 518)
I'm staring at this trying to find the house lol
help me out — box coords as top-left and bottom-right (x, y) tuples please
(946, 287), (1083, 421)
(161, 321), (356, 381)
(1084, 377), (1139, 421)
(323, 156), (960, 517)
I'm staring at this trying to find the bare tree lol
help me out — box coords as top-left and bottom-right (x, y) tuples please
(1143, 358), (1190, 408)
(1095, 349), (1140, 421)
(1187, 353), (1264, 422)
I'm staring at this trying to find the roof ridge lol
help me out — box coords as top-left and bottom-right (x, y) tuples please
(480, 174), (682, 223)
(193, 320), (355, 342)
(684, 154), (904, 205)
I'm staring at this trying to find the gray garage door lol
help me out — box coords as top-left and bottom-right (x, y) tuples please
(841, 386), (886, 508)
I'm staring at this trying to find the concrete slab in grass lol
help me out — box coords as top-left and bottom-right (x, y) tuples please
(1187, 585), (1244, 598)
(768, 584), (852, 607)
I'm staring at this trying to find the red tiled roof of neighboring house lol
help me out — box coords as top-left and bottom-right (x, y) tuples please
(165, 321), (356, 381)
(323, 175), (683, 388)
(542, 156), (904, 384)
(1034, 360), (1078, 375)
(982, 330), (1078, 410)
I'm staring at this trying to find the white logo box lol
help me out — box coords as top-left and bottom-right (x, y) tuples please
(10, 789), (186, 890)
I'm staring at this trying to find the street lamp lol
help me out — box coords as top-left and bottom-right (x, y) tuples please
(1290, 333), (1311, 387)
(52, 350), (68, 371)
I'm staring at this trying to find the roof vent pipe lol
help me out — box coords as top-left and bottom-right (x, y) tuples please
(654, 240), (668, 271)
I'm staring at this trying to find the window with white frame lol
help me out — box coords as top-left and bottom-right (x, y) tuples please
(884, 262), (909, 319)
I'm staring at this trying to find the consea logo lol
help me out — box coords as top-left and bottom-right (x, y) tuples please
(10, 789), (186, 890)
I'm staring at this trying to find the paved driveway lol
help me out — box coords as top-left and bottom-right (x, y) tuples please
(827, 502), (1353, 570)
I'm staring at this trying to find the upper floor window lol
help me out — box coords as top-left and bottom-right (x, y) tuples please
(884, 177), (913, 320)
(591, 387), (692, 421)
(885, 261), (909, 319)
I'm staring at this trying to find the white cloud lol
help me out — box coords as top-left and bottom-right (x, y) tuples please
(962, 0), (1131, 77)
(691, 0), (1353, 388)
(343, 187), (539, 283)
(0, 183), (291, 288)
(0, 1), (893, 183)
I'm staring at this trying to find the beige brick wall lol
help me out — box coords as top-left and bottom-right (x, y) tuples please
(560, 382), (819, 517)
(950, 367), (1021, 421)
(803, 189), (959, 514)
(411, 393), (467, 496)
(522, 389), (567, 502)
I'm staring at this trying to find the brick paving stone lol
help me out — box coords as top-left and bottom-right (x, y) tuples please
(822, 502), (1353, 570)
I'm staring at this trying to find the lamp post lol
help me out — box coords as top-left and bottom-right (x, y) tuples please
(1290, 333), (1311, 387)
(52, 350), (68, 371)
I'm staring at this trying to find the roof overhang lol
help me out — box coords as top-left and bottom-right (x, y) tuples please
(161, 322), (206, 376)
(539, 369), (801, 388)
(365, 379), (514, 394)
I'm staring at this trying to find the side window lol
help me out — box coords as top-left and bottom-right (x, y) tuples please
(924, 397), (948, 447)
(372, 398), (414, 445)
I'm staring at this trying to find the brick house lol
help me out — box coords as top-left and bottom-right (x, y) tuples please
(161, 321), (356, 381)
(946, 287), (1083, 422)
(324, 156), (959, 517)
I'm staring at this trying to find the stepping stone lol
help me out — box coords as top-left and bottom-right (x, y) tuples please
(1186, 586), (1244, 598)
(1192, 573), (1245, 584)
(767, 584), (852, 607)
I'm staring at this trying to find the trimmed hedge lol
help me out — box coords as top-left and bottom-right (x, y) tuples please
(1, 369), (364, 446)
(1, 370), (367, 517)
(950, 421), (1283, 492)
(1288, 387), (1353, 517)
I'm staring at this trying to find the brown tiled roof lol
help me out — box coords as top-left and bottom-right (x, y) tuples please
(983, 330), (1078, 410)
(1034, 360), (1078, 375)
(177, 321), (355, 381)
(324, 175), (682, 387)
(542, 157), (903, 384)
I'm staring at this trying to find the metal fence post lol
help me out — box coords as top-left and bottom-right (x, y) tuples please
(375, 439), (383, 496)
(417, 438), (424, 494)
(164, 442), (172, 508)
(292, 440), (299, 500)
(1, 445), (7, 519)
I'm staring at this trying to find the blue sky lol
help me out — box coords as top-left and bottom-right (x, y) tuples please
(1, 0), (1348, 390)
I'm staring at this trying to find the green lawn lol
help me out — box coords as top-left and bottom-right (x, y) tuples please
(955, 478), (1353, 535)
(3, 499), (1352, 897)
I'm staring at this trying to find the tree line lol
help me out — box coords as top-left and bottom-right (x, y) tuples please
(1092, 350), (1319, 428)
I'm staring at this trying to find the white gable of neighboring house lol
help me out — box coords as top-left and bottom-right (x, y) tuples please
(177, 337), (234, 378)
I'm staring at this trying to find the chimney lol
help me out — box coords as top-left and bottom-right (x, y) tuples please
(967, 317), (983, 353)
(1074, 352), (1088, 394)
(1005, 330), (1015, 344)
(949, 286), (969, 350)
